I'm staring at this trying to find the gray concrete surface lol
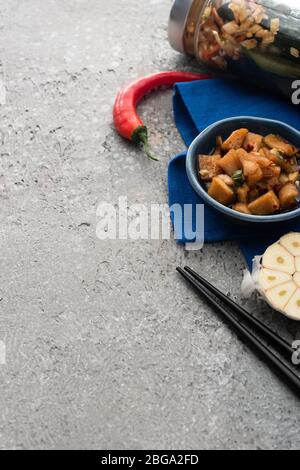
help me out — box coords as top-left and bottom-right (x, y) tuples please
(0, 0), (299, 450)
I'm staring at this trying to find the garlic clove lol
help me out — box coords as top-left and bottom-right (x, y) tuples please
(284, 289), (300, 320)
(280, 233), (300, 257)
(294, 272), (300, 288)
(265, 281), (297, 311)
(295, 257), (300, 272)
(259, 268), (292, 291)
(262, 243), (295, 275)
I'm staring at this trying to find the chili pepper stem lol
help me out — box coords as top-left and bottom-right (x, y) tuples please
(132, 126), (159, 161)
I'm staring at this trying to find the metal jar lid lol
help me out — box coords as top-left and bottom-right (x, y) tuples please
(168, 0), (194, 53)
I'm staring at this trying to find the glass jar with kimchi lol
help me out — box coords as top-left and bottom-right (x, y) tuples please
(168, 0), (300, 99)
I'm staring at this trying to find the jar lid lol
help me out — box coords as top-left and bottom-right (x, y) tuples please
(168, 0), (194, 53)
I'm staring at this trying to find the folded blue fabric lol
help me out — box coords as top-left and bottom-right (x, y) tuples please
(168, 78), (300, 268)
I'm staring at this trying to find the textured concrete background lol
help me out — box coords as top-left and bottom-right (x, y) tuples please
(0, 0), (299, 450)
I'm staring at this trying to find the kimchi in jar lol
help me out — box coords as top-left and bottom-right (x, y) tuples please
(168, 0), (300, 99)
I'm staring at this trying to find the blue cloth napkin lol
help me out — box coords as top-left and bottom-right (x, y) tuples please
(168, 78), (300, 268)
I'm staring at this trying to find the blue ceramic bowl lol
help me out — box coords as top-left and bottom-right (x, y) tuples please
(186, 117), (300, 224)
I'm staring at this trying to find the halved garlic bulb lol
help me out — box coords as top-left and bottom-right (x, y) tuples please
(257, 232), (300, 321)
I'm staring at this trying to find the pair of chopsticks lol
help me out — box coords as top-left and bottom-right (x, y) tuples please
(177, 266), (300, 395)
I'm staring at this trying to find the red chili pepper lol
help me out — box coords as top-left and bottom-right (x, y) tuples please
(113, 71), (211, 161)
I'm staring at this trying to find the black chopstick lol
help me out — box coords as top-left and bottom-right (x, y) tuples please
(176, 267), (300, 394)
(184, 265), (294, 360)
